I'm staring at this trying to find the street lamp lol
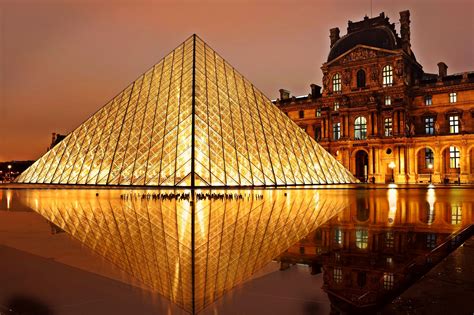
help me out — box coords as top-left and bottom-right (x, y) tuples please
(388, 161), (396, 183)
(7, 165), (12, 182)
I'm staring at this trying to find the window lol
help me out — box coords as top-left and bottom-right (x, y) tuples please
(354, 116), (367, 140)
(299, 110), (304, 119)
(384, 118), (393, 136)
(316, 107), (321, 117)
(425, 148), (434, 167)
(382, 65), (393, 87)
(383, 273), (394, 290)
(425, 95), (432, 106)
(449, 92), (457, 103)
(427, 233), (437, 248)
(385, 231), (394, 248)
(333, 122), (341, 140)
(385, 95), (392, 106)
(334, 267), (343, 283)
(356, 229), (368, 249)
(451, 204), (462, 225)
(332, 73), (341, 92)
(299, 246), (305, 254)
(357, 272), (367, 287)
(334, 227), (343, 244)
(357, 69), (366, 88)
(334, 101), (340, 111)
(449, 115), (460, 134)
(314, 127), (321, 141)
(425, 117), (435, 135)
(449, 146), (460, 168)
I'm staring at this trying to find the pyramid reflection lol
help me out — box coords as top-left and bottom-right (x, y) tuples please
(20, 189), (348, 313)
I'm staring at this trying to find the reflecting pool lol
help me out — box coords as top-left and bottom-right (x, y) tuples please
(0, 186), (472, 314)
(277, 187), (473, 314)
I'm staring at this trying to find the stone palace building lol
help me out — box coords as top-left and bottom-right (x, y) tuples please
(275, 10), (474, 184)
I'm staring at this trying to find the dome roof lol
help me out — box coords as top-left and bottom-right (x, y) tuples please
(328, 26), (399, 62)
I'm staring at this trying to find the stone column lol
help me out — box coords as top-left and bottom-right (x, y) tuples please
(467, 149), (472, 183)
(368, 113), (373, 136)
(321, 118), (326, 140)
(373, 112), (378, 136)
(393, 111), (399, 136)
(396, 146), (407, 183)
(400, 111), (406, 136)
(307, 125), (315, 139)
(368, 147), (374, 179)
(460, 144), (469, 183)
(345, 115), (350, 138)
(433, 147), (442, 183)
(408, 146), (417, 184)
(374, 147), (382, 183)
(326, 118), (330, 139)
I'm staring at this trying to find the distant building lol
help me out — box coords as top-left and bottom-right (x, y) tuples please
(50, 132), (66, 150)
(275, 11), (474, 184)
(0, 161), (34, 182)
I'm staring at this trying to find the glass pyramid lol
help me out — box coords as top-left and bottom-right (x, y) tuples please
(19, 189), (350, 313)
(16, 35), (356, 187)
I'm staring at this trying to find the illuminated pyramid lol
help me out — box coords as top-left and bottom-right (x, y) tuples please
(20, 189), (349, 313)
(16, 35), (356, 186)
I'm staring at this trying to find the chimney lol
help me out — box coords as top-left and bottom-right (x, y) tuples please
(279, 89), (290, 100)
(437, 62), (448, 78)
(310, 84), (321, 98)
(329, 28), (340, 48)
(399, 10), (411, 53)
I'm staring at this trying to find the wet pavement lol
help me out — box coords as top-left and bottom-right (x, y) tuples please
(384, 236), (474, 315)
(0, 186), (472, 314)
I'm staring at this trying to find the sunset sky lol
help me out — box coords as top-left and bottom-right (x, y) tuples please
(1, 0), (473, 161)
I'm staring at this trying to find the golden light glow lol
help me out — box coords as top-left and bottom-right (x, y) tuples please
(19, 188), (349, 313)
(16, 35), (356, 187)
(387, 188), (397, 224)
(427, 188), (436, 224)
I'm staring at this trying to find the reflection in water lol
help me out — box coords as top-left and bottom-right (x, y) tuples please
(7, 190), (11, 209)
(387, 188), (397, 224)
(278, 188), (473, 314)
(427, 188), (436, 225)
(17, 189), (349, 314)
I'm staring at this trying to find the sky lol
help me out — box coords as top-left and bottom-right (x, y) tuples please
(1, 0), (473, 161)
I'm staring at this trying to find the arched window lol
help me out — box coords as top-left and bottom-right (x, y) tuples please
(354, 116), (367, 140)
(357, 69), (366, 88)
(382, 65), (393, 87)
(332, 73), (341, 92)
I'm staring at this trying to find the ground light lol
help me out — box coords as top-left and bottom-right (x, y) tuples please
(388, 161), (397, 188)
(427, 163), (435, 188)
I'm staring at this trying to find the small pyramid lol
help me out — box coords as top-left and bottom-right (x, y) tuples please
(16, 35), (356, 186)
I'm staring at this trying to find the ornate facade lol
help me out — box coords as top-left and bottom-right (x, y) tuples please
(276, 11), (474, 184)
